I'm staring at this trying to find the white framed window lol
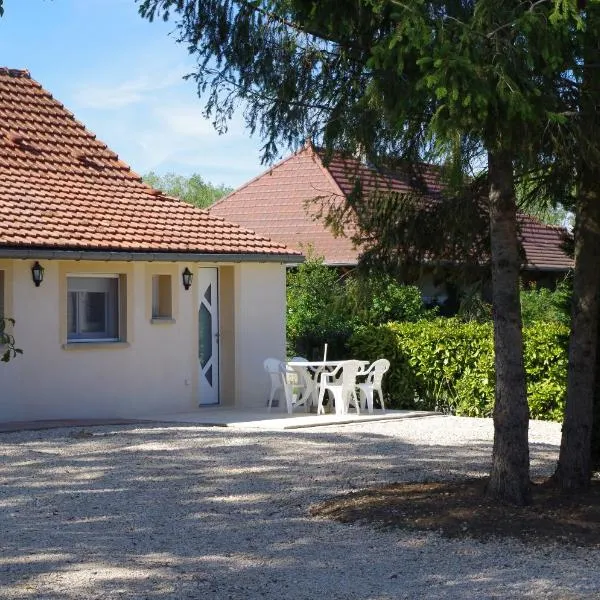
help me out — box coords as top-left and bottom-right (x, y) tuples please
(151, 274), (172, 319)
(67, 275), (120, 342)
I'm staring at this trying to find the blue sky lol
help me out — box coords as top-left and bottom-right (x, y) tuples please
(0, 0), (271, 188)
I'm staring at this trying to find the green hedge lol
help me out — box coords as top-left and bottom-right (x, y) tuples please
(349, 318), (568, 421)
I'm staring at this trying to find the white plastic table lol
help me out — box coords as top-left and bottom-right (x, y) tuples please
(287, 360), (368, 411)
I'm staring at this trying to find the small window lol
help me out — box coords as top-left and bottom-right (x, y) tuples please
(67, 276), (120, 341)
(152, 274), (172, 319)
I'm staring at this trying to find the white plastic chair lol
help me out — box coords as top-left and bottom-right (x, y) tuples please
(356, 358), (390, 414)
(289, 356), (317, 411)
(317, 360), (363, 415)
(263, 358), (307, 414)
(264, 358), (292, 413)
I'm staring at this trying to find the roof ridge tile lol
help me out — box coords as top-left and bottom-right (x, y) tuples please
(0, 67), (30, 78)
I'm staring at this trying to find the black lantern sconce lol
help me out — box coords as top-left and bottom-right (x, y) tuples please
(182, 267), (193, 291)
(31, 261), (45, 287)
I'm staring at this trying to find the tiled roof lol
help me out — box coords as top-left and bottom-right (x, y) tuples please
(211, 146), (357, 265)
(517, 214), (573, 270)
(212, 144), (573, 270)
(323, 152), (445, 199)
(0, 68), (300, 258)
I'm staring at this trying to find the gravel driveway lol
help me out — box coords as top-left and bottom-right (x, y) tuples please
(0, 415), (597, 599)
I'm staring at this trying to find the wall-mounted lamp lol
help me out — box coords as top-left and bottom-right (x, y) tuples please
(182, 267), (193, 291)
(31, 261), (44, 287)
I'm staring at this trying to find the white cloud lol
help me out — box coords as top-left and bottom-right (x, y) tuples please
(73, 68), (188, 109)
(68, 57), (266, 187)
(152, 102), (249, 139)
(153, 104), (217, 137)
(127, 100), (250, 168)
(130, 111), (264, 187)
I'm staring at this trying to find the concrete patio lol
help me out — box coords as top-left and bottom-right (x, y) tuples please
(138, 407), (438, 430)
(0, 408), (437, 434)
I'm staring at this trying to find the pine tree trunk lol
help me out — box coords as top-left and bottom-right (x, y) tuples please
(554, 7), (600, 489)
(592, 329), (600, 469)
(486, 149), (531, 506)
(555, 187), (600, 489)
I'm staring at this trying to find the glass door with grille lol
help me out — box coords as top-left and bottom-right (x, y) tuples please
(198, 267), (219, 405)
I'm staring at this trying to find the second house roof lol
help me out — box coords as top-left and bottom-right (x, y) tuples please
(211, 143), (572, 270)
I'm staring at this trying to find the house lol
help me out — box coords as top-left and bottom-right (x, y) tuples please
(210, 143), (573, 305)
(0, 68), (302, 423)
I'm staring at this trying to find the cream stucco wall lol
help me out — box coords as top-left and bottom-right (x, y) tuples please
(233, 263), (287, 408)
(0, 257), (287, 422)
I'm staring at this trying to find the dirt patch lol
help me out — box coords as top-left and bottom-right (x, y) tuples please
(311, 478), (600, 546)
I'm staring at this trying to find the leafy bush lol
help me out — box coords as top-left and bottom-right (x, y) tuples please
(286, 255), (436, 358)
(457, 283), (493, 322)
(286, 256), (352, 359)
(520, 279), (571, 326)
(455, 279), (572, 325)
(342, 275), (435, 326)
(523, 322), (569, 421)
(350, 319), (568, 420)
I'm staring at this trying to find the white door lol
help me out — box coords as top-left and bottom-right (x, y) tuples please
(198, 267), (219, 405)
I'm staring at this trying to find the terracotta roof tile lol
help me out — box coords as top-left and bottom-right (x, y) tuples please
(211, 146), (358, 265)
(211, 144), (573, 270)
(0, 68), (299, 258)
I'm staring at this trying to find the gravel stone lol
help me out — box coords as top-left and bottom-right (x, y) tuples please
(0, 415), (597, 599)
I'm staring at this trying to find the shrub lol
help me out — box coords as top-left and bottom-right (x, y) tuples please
(456, 278), (572, 325)
(523, 322), (569, 421)
(350, 319), (568, 420)
(342, 275), (435, 326)
(520, 279), (571, 326)
(457, 283), (493, 322)
(286, 256), (352, 359)
(286, 254), (437, 358)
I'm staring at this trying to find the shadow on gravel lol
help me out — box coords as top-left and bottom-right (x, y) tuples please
(312, 477), (600, 547)
(0, 422), (590, 600)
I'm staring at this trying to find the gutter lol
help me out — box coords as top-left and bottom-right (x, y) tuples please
(319, 259), (573, 272)
(521, 265), (574, 273)
(0, 247), (304, 264)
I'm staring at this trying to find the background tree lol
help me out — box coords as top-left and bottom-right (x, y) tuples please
(138, 0), (576, 505)
(342, 274), (435, 327)
(522, 204), (573, 229)
(286, 254), (351, 359)
(520, 280), (571, 327)
(143, 171), (232, 208)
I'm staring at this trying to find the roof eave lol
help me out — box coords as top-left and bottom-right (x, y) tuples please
(521, 264), (574, 272)
(0, 247), (304, 264)
(322, 260), (358, 268)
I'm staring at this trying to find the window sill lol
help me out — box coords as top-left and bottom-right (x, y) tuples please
(150, 317), (176, 325)
(62, 341), (130, 351)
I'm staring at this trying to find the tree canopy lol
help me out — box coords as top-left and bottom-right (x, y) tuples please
(138, 0), (583, 506)
(138, 1), (575, 168)
(143, 171), (232, 208)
